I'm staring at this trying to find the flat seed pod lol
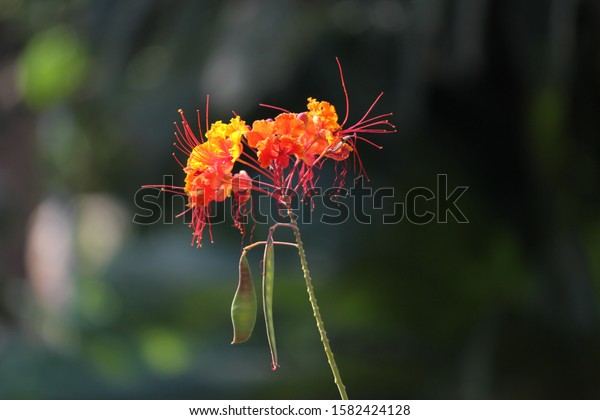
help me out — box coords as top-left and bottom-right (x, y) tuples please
(263, 236), (278, 370)
(231, 253), (257, 344)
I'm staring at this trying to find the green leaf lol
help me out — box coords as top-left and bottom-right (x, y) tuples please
(263, 236), (278, 370)
(231, 254), (257, 344)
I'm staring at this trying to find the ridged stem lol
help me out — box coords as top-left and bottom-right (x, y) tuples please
(287, 209), (348, 400)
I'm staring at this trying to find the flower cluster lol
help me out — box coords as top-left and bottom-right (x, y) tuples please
(145, 63), (395, 247)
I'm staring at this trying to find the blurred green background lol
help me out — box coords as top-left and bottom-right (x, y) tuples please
(1, 0), (600, 399)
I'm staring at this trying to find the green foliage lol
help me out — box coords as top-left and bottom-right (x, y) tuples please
(139, 327), (191, 376)
(18, 25), (88, 108)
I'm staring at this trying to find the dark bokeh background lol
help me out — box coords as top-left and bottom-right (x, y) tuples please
(1, 0), (600, 399)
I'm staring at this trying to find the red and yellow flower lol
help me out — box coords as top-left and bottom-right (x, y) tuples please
(158, 112), (250, 246)
(143, 61), (395, 247)
(183, 116), (247, 207)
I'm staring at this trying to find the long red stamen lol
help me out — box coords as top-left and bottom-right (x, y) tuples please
(171, 152), (186, 168)
(173, 142), (191, 159)
(141, 184), (186, 192)
(284, 159), (301, 191)
(351, 92), (385, 127)
(336, 57), (350, 128)
(205, 95), (210, 135)
(346, 114), (395, 132)
(179, 109), (201, 147)
(354, 135), (384, 149)
(175, 123), (196, 151)
(237, 157), (276, 182)
(259, 103), (292, 114)
(196, 109), (204, 141)
(176, 206), (193, 218)
(352, 142), (369, 181)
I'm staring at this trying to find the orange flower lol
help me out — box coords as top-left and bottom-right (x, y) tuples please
(306, 97), (341, 133)
(158, 112), (249, 246)
(183, 116), (248, 207)
(246, 114), (304, 168)
(245, 119), (275, 149)
(295, 98), (352, 164)
(242, 95), (377, 196)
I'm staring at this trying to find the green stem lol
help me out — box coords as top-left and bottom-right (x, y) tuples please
(243, 240), (298, 252)
(287, 209), (348, 400)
